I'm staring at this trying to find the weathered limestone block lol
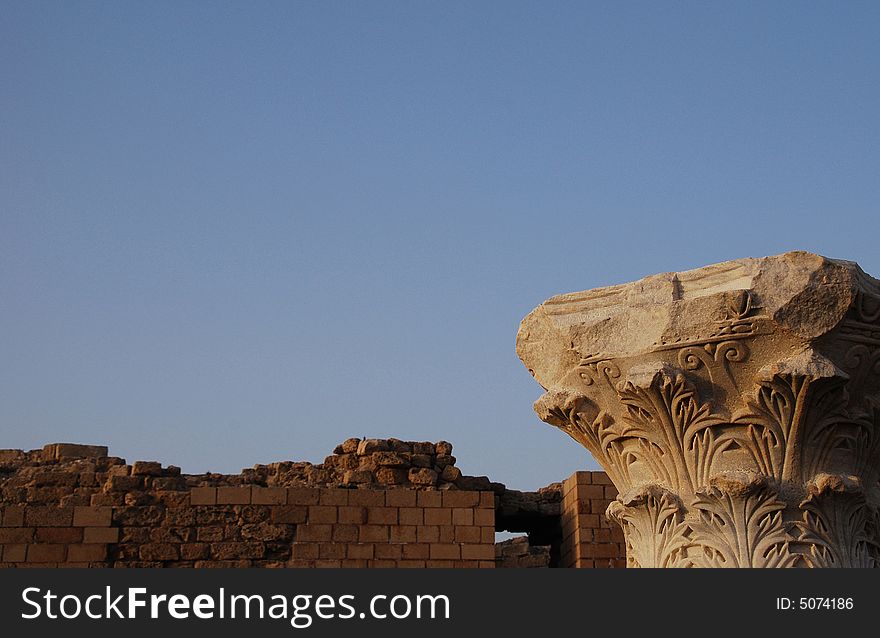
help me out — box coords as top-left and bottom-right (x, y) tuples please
(518, 251), (880, 567)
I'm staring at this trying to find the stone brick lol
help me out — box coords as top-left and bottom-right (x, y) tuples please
(429, 544), (460, 560)
(67, 544), (107, 562)
(384, 490), (417, 507)
(374, 544), (402, 560)
(474, 508), (494, 526)
(577, 485), (605, 499)
(417, 491), (442, 508)
(454, 526), (481, 543)
(217, 487), (251, 505)
(1, 505), (25, 527)
(452, 508), (473, 526)
(368, 559), (396, 568)
(438, 525), (455, 543)
(0, 528), (35, 543)
(416, 526), (439, 543)
(332, 524), (359, 542)
(424, 508), (451, 526)
(348, 490), (385, 507)
(390, 525), (417, 543)
(347, 543), (374, 560)
(398, 560), (426, 568)
(318, 489), (348, 506)
(338, 506), (366, 525)
(3, 544), (26, 562)
(314, 560), (341, 568)
(286, 488), (320, 505)
(308, 505), (338, 524)
(291, 543), (319, 560)
(461, 544), (494, 560)
(442, 491), (479, 508)
(251, 487), (286, 505)
(43, 443), (108, 461)
(189, 487), (217, 505)
(481, 527), (495, 544)
(272, 505), (308, 524)
(367, 507), (397, 525)
(296, 524), (333, 542)
(36, 527), (82, 543)
(402, 543), (429, 560)
(358, 525), (388, 543)
(398, 507), (424, 526)
(318, 544), (346, 560)
(27, 544), (66, 563)
(73, 506), (112, 527)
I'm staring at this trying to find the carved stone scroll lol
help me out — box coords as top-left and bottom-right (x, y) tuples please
(518, 251), (880, 567)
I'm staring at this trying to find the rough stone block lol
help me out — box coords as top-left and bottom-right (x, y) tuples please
(131, 461), (162, 476)
(25, 506), (73, 527)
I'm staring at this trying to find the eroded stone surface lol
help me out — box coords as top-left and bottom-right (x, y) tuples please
(518, 251), (880, 567)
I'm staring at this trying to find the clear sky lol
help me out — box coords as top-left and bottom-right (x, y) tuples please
(2, 1), (878, 490)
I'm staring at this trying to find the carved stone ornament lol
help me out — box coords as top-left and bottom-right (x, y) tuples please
(517, 252), (880, 567)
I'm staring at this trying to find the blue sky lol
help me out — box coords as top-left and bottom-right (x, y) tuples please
(2, 1), (878, 489)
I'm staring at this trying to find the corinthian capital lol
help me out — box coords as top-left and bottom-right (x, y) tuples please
(518, 251), (880, 567)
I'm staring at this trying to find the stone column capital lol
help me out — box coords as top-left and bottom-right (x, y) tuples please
(518, 251), (880, 567)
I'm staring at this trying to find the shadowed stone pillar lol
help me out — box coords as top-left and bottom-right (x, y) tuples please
(517, 252), (880, 567)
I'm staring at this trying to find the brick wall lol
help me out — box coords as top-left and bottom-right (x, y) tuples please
(559, 471), (626, 568)
(0, 486), (495, 568)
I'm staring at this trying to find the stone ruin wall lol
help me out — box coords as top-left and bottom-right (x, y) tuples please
(0, 440), (625, 568)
